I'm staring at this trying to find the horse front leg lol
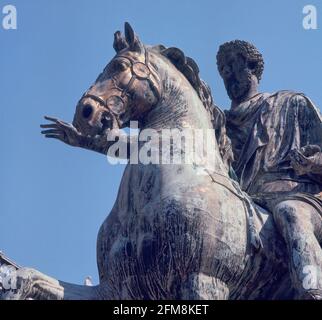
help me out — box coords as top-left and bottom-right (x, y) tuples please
(1, 267), (101, 300)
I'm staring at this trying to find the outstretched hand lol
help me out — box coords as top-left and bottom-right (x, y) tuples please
(40, 116), (83, 147)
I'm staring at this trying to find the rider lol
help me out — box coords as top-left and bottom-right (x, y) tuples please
(216, 40), (322, 299)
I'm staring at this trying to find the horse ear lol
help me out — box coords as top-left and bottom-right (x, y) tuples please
(124, 22), (143, 53)
(162, 47), (186, 67)
(113, 31), (128, 53)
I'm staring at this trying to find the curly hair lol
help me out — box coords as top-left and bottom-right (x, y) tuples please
(216, 40), (264, 81)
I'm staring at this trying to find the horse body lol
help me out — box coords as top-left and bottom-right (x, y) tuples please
(97, 159), (249, 299)
(95, 51), (289, 299)
(96, 159), (290, 299)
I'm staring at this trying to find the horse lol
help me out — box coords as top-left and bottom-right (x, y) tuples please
(1, 23), (293, 300)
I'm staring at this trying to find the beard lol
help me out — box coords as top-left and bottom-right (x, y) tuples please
(225, 71), (252, 102)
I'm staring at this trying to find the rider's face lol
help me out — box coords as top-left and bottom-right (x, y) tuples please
(219, 51), (254, 103)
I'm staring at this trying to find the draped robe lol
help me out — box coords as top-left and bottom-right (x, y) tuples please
(225, 90), (322, 212)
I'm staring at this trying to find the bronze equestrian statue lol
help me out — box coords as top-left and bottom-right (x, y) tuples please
(0, 23), (321, 300)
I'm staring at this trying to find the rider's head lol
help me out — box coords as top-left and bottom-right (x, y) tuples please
(216, 40), (264, 104)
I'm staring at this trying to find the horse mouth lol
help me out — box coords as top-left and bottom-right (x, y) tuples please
(73, 99), (117, 137)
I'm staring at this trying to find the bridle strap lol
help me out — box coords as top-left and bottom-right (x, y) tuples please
(121, 75), (136, 98)
(81, 94), (107, 108)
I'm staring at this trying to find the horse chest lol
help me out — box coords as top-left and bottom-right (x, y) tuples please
(98, 164), (249, 296)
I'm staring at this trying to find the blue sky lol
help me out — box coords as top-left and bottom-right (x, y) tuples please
(1, 0), (321, 285)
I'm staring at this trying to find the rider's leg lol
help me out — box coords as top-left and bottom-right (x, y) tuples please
(273, 200), (322, 299)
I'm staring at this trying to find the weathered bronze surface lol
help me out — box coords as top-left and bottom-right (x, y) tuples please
(1, 24), (321, 300)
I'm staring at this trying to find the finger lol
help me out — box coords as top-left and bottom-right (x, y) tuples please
(57, 119), (74, 128)
(44, 116), (59, 123)
(45, 134), (64, 139)
(41, 129), (62, 135)
(43, 117), (72, 129)
(40, 124), (58, 129)
(44, 134), (66, 143)
(44, 116), (72, 128)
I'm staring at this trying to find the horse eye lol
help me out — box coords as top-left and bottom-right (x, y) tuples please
(110, 60), (129, 72)
(116, 61), (129, 71)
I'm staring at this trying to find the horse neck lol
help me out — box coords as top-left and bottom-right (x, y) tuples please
(140, 58), (228, 175)
(142, 59), (212, 131)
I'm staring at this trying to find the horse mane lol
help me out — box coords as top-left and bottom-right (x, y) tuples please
(151, 45), (234, 167)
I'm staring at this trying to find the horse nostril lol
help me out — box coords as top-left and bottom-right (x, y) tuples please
(82, 105), (93, 119)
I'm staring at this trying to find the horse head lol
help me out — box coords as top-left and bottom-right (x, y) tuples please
(72, 22), (162, 137)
